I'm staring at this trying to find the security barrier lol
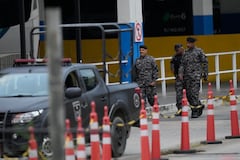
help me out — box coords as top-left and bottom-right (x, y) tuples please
(173, 89), (197, 154)
(225, 80), (240, 139)
(90, 51), (240, 96)
(200, 82), (222, 144)
(1, 80), (240, 159)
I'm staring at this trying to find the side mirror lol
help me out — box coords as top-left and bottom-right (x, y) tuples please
(65, 87), (82, 99)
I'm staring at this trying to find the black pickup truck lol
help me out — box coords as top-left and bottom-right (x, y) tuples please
(0, 59), (141, 158)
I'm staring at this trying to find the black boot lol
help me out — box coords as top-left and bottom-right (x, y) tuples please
(175, 109), (182, 116)
(175, 107), (182, 116)
(197, 104), (205, 117)
(191, 108), (199, 118)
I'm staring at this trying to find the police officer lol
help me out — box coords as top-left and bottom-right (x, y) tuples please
(170, 44), (184, 116)
(134, 45), (159, 108)
(179, 37), (208, 118)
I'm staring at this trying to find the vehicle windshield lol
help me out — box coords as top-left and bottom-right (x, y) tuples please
(0, 73), (48, 97)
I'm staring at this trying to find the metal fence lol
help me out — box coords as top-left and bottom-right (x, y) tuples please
(91, 51), (240, 96)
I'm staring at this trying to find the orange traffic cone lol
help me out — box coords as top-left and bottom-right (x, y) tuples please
(225, 80), (240, 139)
(28, 126), (38, 160)
(201, 82), (222, 144)
(151, 95), (160, 160)
(173, 89), (196, 154)
(140, 99), (151, 160)
(102, 106), (112, 160)
(90, 101), (101, 160)
(151, 95), (168, 160)
(65, 119), (75, 160)
(76, 116), (87, 160)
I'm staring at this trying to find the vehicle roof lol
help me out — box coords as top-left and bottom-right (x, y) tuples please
(0, 63), (98, 74)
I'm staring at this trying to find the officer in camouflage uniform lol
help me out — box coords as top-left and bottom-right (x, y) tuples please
(179, 37), (208, 118)
(134, 45), (159, 108)
(170, 44), (184, 116)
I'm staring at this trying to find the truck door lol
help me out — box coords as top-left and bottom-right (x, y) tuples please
(64, 71), (86, 128)
(78, 68), (109, 126)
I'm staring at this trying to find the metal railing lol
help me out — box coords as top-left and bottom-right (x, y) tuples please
(89, 60), (128, 84)
(91, 51), (240, 96)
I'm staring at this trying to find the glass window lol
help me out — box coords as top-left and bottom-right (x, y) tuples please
(0, 73), (48, 97)
(79, 69), (97, 91)
(65, 72), (79, 89)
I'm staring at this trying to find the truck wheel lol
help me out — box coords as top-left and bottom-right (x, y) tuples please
(111, 116), (127, 157)
(41, 136), (53, 158)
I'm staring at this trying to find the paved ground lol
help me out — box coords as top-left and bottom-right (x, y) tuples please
(1, 81), (239, 160)
(156, 81), (240, 112)
(116, 81), (240, 160)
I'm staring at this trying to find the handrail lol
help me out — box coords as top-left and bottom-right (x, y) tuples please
(91, 51), (240, 96)
(156, 51), (240, 96)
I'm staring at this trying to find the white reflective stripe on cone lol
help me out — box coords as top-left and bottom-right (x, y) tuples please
(29, 150), (38, 158)
(152, 124), (159, 130)
(103, 125), (110, 132)
(77, 137), (85, 144)
(91, 122), (98, 129)
(140, 118), (148, 125)
(181, 116), (189, 122)
(231, 105), (237, 111)
(152, 112), (159, 119)
(90, 134), (100, 142)
(102, 137), (111, 144)
(76, 151), (87, 158)
(208, 99), (214, 105)
(207, 109), (214, 115)
(141, 130), (149, 136)
(182, 106), (188, 112)
(66, 155), (75, 160)
(230, 95), (236, 101)
(66, 141), (74, 148)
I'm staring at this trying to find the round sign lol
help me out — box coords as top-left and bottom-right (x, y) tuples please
(135, 22), (142, 42)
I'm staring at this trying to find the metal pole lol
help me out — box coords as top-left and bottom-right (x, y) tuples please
(74, 0), (82, 63)
(215, 55), (220, 90)
(19, 0), (26, 58)
(160, 59), (166, 96)
(232, 52), (237, 89)
(46, 8), (65, 160)
(118, 25), (122, 84)
(102, 29), (107, 83)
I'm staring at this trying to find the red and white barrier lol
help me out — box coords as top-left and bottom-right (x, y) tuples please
(225, 80), (240, 139)
(140, 99), (151, 160)
(102, 106), (112, 160)
(65, 119), (75, 160)
(28, 127), (38, 160)
(173, 89), (196, 154)
(90, 101), (101, 160)
(201, 82), (222, 144)
(76, 116), (87, 160)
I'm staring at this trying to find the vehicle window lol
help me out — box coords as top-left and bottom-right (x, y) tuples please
(79, 69), (97, 91)
(65, 72), (79, 89)
(0, 73), (48, 97)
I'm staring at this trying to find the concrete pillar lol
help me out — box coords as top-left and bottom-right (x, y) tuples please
(117, 0), (143, 82)
(192, 0), (213, 35)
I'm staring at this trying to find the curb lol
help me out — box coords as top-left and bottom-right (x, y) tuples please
(159, 95), (240, 114)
